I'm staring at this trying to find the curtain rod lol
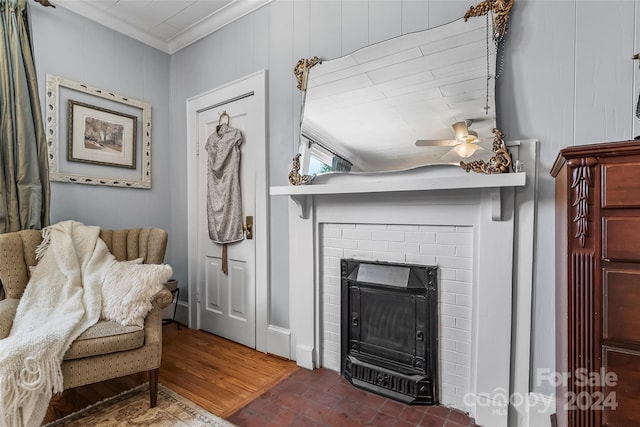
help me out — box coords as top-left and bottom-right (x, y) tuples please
(302, 134), (352, 166)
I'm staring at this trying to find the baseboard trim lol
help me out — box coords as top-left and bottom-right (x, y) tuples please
(295, 345), (314, 369)
(267, 325), (290, 359)
(174, 301), (189, 326)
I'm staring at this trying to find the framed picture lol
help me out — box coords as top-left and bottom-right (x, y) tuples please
(67, 100), (137, 169)
(45, 74), (152, 188)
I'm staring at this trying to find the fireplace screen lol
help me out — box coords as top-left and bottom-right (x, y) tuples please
(341, 259), (438, 405)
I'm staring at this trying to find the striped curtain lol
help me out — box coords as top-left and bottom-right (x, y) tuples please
(331, 156), (352, 173)
(0, 0), (50, 233)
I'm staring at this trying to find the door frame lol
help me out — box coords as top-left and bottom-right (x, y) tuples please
(186, 70), (269, 352)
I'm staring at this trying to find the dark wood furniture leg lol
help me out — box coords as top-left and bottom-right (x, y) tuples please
(149, 368), (159, 407)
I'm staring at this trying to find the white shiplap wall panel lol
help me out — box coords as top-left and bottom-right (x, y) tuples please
(253, 6), (270, 71)
(574, 1), (635, 145)
(292, 0), (310, 150)
(211, 24), (240, 88)
(33, 7), (89, 85)
(309, 0), (342, 62)
(498, 0), (577, 401)
(341, 0), (369, 56)
(402, 0), (429, 35)
(428, 0), (469, 28)
(369, 0), (402, 45)
(234, 13), (258, 79)
(83, 24), (118, 87)
(292, 0), (310, 61)
(269, 0), (295, 184)
(268, 0), (294, 328)
(114, 39), (146, 97)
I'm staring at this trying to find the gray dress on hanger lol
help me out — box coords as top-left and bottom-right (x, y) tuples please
(205, 123), (244, 244)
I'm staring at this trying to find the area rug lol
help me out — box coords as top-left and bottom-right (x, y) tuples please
(43, 384), (236, 427)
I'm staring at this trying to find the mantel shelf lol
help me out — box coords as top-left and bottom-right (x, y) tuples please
(270, 172), (527, 220)
(270, 172), (526, 196)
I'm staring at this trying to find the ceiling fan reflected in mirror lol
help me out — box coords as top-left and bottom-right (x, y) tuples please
(415, 119), (493, 160)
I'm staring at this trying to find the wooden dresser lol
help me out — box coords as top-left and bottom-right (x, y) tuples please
(552, 140), (640, 427)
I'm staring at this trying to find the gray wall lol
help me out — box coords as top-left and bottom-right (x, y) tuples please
(168, 0), (481, 342)
(29, 0), (640, 397)
(500, 0), (637, 395)
(29, 5), (173, 260)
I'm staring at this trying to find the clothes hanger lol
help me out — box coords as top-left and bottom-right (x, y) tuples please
(217, 111), (230, 133)
(218, 111), (230, 125)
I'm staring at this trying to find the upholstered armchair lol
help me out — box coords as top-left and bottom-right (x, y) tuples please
(0, 228), (173, 407)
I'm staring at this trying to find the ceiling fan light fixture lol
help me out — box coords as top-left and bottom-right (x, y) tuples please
(452, 119), (473, 140)
(455, 133), (479, 144)
(452, 120), (479, 145)
(454, 141), (479, 158)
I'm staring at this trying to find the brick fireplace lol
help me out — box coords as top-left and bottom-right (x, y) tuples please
(271, 149), (536, 427)
(321, 223), (472, 409)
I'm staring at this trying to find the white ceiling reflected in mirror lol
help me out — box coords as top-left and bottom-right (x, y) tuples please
(292, 0), (514, 182)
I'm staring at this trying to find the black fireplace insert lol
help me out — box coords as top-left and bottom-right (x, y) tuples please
(340, 258), (438, 405)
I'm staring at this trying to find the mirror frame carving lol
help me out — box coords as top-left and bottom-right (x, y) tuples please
(290, 0), (514, 184)
(289, 153), (315, 185)
(464, 0), (513, 41)
(294, 56), (321, 92)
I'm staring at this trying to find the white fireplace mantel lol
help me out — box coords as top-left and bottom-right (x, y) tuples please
(269, 141), (537, 427)
(270, 170), (526, 221)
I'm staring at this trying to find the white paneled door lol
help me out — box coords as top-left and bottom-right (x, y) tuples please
(189, 73), (267, 349)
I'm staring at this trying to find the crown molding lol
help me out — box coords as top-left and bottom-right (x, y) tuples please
(167, 0), (273, 54)
(53, 0), (273, 55)
(54, 0), (169, 52)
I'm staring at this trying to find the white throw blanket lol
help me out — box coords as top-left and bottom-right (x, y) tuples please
(0, 221), (116, 427)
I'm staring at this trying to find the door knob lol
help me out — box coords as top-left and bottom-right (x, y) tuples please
(243, 216), (253, 240)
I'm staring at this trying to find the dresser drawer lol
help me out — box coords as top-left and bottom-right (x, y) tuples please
(603, 268), (640, 343)
(603, 347), (640, 427)
(603, 217), (640, 261)
(602, 163), (640, 208)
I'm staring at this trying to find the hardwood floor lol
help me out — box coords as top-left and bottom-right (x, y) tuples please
(45, 325), (480, 426)
(44, 324), (299, 423)
(159, 324), (299, 418)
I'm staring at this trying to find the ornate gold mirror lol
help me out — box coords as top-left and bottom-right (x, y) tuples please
(290, 0), (514, 185)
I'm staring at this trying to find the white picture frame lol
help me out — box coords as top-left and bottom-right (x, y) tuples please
(45, 74), (152, 188)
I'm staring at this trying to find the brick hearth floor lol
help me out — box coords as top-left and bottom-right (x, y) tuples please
(228, 368), (479, 427)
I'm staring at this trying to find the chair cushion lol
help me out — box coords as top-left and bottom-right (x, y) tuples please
(63, 320), (144, 361)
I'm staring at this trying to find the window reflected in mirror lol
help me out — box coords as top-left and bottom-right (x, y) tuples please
(303, 136), (353, 175)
